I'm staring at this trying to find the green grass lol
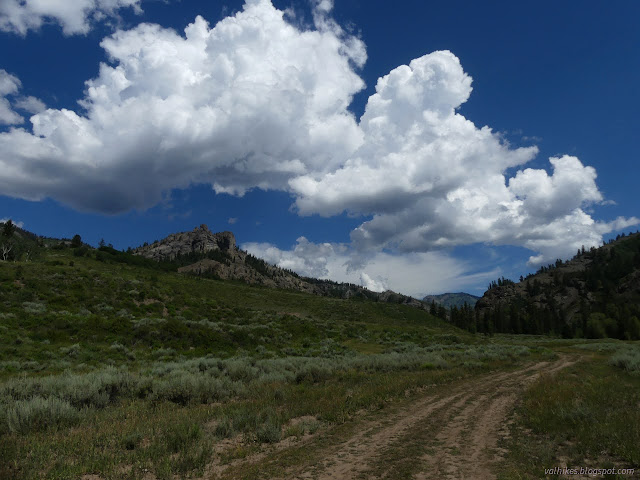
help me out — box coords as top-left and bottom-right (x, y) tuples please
(0, 245), (523, 479)
(3, 246), (636, 479)
(0, 247), (471, 375)
(499, 345), (640, 479)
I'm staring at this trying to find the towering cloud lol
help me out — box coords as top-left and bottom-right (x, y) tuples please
(0, 0), (365, 212)
(0, 0), (635, 265)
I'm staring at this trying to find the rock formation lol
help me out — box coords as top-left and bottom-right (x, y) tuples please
(134, 225), (426, 308)
(134, 224), (238, 261)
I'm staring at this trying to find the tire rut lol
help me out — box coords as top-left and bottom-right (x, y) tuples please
(294, 355), (578, 480)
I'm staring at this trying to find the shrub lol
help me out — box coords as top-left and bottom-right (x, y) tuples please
(22, 301), (46, 314)
(256, 418), (282, 443)
(0, 367), (136, 410)
(4, 396), (79, 433)
(214, 415), (234, 439)
(165, 422), (202, 453)
(609, 349), (640, 374)
(59, 343), (81, 358)
(586, 313), (607, 339)
(151, 373), (232, 405)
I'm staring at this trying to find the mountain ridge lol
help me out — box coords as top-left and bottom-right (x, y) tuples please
(423, 292), (480, 309)
(474, 232), (640, 338)
(134, 224), (426, 308)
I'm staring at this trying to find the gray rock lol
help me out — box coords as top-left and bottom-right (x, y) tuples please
(134, 224), (237, 261)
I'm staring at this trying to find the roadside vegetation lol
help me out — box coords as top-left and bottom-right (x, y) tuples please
(499, 341), (640, 479)
(1, 236), (639, 479)
(0, 243), (537, 479)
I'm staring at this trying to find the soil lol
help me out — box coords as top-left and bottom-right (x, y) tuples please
(282, 355), (578, 480)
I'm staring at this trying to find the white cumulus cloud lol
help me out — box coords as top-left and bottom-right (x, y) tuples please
(0, 0), (635, 265)
(0, 0), (365, 212)
(0, 69), (24, 125)
(243, 237), (498, 297)
(289, 51), (638, 264)
(0, 0), (143, 36)
(0, 69), (47, 125)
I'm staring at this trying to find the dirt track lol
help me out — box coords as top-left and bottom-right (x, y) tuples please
(289, 355), (578, 480)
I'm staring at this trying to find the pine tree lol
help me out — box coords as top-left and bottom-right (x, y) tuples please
(2, 219), (15, 237)
(71, 234), (82, 248)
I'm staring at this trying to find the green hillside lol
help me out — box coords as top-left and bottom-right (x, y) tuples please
(1, 228), (639, 479)
(0, 237), (541, 479)
(474, 232), (640, 339)
(0, 244), (467, 372)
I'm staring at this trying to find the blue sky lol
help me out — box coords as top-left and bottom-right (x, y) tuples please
(0, 0), (638, 297)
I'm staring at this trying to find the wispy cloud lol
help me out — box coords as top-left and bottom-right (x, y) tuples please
(243, 237), (498, 297)
(0, 0), (143, 36)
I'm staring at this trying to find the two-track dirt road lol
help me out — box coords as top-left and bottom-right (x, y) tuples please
(284, 355), (577, 480)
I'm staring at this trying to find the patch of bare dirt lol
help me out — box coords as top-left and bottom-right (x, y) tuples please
(292, 355), (578, 480)
(199, 416), (323, 480)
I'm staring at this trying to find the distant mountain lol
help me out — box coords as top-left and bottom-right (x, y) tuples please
(473, 232), (640, 339)
(134, 224), (426, 308)
(423, 292), (480, 309)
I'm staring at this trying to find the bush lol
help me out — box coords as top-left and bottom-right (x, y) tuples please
(256, 418), (282, 443)
(151, 373), (232, 405)
(73, 246), (89, 257)
(4, 396), (79, 433)
(165, 422), (202, 453)
(609, 349), (640, 374)
(622, 316), (640, 340)
(0, 367), (136, 410)
(59, 343), (81, 358)
(214, 415), (234, 439)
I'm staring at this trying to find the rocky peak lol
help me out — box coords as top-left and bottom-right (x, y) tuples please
(134, 225), (236, 261)
(134, 225), (427, 309)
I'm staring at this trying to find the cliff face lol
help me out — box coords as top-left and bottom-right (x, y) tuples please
(423, 292), (480, 309)
(474, 232), (640, 337)
(134, 225), (237, 261)
(176, 258), (326, 294)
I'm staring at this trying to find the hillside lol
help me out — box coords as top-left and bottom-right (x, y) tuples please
(0, 223), (500, 479)
(134, 224), (425, 308)
(1, 223), (639, 480)
(473, 232), (640, 338)
(423, 292), (480, 309)
(0, 240), (466, 374)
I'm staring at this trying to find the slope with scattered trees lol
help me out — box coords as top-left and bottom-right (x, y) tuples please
(471, 232), (640, 339)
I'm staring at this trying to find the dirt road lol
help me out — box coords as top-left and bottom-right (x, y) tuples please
(288, 355), (577, 480)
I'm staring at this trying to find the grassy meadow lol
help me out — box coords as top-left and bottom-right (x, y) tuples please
(498, 341), (640, 479)
(1, 246), (638, 479)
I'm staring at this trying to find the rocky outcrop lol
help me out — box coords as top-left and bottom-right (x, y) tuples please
(134, 225), (237, 261)
(423, 292), (480, 309)
(134, 225), (427, 309)
(176, 258), (325, 294)
(475, 232), (640, 323)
